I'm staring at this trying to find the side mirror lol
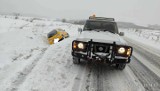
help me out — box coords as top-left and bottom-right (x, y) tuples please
(119, 32), (124, 36)
(78, 28), (82, 33)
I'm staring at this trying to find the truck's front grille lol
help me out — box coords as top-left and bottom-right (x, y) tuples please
(93, 44), (110, 53)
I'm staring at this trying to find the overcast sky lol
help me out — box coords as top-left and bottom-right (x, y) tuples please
(0, 0), (160, 26)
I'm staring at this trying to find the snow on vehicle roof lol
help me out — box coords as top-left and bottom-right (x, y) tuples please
(87, 19), (116, 22)
(89, 17), (115, 22)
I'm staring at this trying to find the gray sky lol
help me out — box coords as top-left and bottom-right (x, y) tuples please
(0, 0), (160, 26)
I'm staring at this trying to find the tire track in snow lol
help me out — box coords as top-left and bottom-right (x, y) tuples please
(9, 48), (48, 91)
(98, 64), (144, 91)
(89, 63), (104, 91)
(124, 38), (160, 90)
(71, 61), (144, 91)
(72, 62), (96, 91)
(71, 62), (88, 91)
(96, 64), (104, 91)
(128, 56), (160, 91)
(72, 63), (105, 91)
(79, 62), (94, 91)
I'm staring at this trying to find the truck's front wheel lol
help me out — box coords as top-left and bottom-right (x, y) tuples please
(116, 64), (126, 70)
(73, 57), (80, 64)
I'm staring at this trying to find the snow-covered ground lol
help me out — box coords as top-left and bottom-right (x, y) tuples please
(0, 16), (80, 69)
(119, 28), (160, 51)
(0, 16), (81, 91)
(0, 15), (160, 91)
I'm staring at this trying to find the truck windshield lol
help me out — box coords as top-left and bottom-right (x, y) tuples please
(47, 30), (57, 38)
(83, 21), (118, 33)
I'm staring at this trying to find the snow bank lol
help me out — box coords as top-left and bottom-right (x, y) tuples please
(0, 15), (80, 69)
(119, 28), (160, 51)
(0, 15), (81, 91)
(0, 17), (29, 33)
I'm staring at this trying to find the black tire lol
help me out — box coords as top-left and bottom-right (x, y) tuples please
(58, 37), (64, 42)
(87, 60), (92, 64)
(116, 64), (126, 70)
(73, 57), (80, 64)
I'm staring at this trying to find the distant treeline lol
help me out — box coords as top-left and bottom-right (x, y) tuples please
(148, 24), (160, 30)
(117, 22), (153, 30)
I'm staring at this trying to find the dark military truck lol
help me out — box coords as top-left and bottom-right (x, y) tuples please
(71, 16), (133, 70)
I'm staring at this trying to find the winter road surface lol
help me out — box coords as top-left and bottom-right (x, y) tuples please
(0, 17), (160, 91)
(1, 37), (160, 91)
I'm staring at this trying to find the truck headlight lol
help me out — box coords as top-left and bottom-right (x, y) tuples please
(118, 47), (125, 54)
(72, 41), (87, 52)
(116, 46), (132, 57)
(73, 42), (77, 49)
(127, 48), (131, 56)
(78, 43), (84, 49)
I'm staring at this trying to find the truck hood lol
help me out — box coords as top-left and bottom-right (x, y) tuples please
(76, 31), (127, 45)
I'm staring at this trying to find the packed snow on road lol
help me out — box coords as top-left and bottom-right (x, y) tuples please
(0, 15), (160, 91)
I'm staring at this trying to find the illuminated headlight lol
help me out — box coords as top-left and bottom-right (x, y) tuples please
(54, 38), (59, 43)
(127, 48), (131, 56)
(73, 42), (77, 49)
(78, 43), (84, 49)
(118, 47), (125, 54)
(72, 41), (86, 51)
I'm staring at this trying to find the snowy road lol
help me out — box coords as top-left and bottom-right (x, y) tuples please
(0, 16), (160, 91)
(21, 38), (160, 91)
(125, 37), (160, 91)
(2, 37), (160, 91)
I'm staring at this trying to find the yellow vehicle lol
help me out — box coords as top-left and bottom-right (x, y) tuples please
(47, 28), (69, 44)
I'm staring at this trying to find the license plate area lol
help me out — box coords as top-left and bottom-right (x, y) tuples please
(93, 44), (110, 53)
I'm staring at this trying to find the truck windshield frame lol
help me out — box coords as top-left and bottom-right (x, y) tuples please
(83, 20), (119, 34)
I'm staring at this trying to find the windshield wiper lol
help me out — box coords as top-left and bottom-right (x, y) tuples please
(84, 28), (92, 30)
(103, 29), (115, 34)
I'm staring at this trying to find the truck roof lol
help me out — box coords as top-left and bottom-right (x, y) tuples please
(88, 17), (115, 22)
(87, 19), (116, 24)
